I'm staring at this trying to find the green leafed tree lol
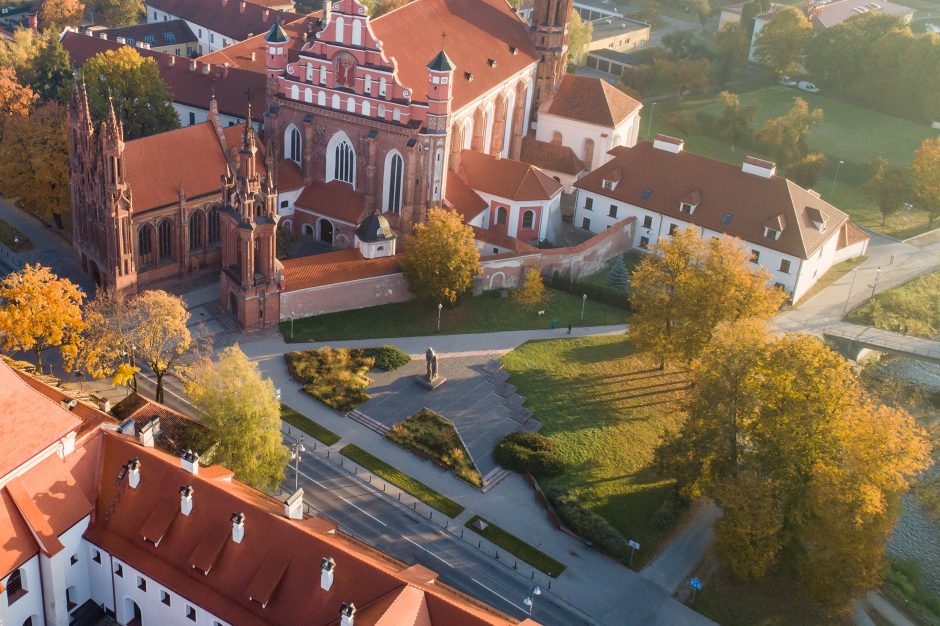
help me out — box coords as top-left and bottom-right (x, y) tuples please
(753, 7), (812, 76)
(862, 157), (911, 227)
(607, 254), (629, 292)
(402, 207), (481, 304)
(30, 33), (72, 103)
(716, 91), (757, 151)
(567, 9), (592, 65)
(187, 345), (289, 490)
(81, 46), (179, 139)
(88, 0), (144, 26)
(912, 136), (940, 228)
(754, 96), (823, 167)
(713, 23), (749, 86)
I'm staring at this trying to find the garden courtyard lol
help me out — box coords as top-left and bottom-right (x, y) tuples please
(648, 84), (939, 239)
(501, 335), (691, 565)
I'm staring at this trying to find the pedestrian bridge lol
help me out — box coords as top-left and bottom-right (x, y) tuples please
(824, 322), (940, 365)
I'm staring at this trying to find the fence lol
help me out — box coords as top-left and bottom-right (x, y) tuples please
(280, 427), (601, 625)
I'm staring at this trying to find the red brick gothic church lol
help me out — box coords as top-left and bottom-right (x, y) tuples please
(68, 0), (601, 329)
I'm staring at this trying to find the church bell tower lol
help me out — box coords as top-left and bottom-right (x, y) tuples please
(531, 0), (573, 114)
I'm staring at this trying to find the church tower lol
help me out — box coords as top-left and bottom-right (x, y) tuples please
(219, 110), (282, 330)
(531, 0), (573, 114)
(422, 49), (456, 227)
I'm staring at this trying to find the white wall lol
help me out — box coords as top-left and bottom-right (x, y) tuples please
(2, 555), (44, 626)
(277, 189), (303, 217)
(474, 190), (556, 242)
(535, 110), (640, 171)
(145, 5), (233, 52)
(173, 103), (248, 129)
(573, 188), (827, 296)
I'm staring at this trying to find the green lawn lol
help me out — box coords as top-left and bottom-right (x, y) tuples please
(339, 444), (465, 518)
(846, 270), (940, 338)
(695, 569), (854, 626)
(0, 218), (34, 252)
(464, 515), (567, 577)
(501, 336), (690, 565)
(647, 85), (939, 238)
(280, 404), (342, 446)
(281, 288), (628, 342)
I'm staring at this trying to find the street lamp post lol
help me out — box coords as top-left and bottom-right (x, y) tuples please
(841, 268), (860, 317)
(646, 102), (657, 140)
(871, 267), (882, 300)
(523, 586), (541, 616)
(436, 303), (443, 333)
(580, 294), (587, 322)
(829, 159), (845, 197)
(290, 436), (305, 491)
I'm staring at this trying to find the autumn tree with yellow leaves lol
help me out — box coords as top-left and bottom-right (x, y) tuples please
(0, 264), (85, 373)
(402, 207), (481, 305)
(658, 323), (932, 603)
(628, 228), (785, 367)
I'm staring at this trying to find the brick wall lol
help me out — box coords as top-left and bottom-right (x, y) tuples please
(280, 272), (412, 319)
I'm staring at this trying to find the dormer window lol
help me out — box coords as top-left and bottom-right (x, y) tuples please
(679, 202), (695, 214)
(601, 179), (617, 191)
(763, 226), (781, 240)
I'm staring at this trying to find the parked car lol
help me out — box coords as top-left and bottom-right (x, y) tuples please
(798, 81), (820, 93)
(779, 75), (797, 87)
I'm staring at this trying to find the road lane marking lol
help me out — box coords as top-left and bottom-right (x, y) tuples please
(295, 469), (328, 490)
(402, 536), (455, 568)
(471, 578), (527, 613)
(336, 494), (389, 527)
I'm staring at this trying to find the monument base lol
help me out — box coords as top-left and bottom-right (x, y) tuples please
(415, 374), (447, 390)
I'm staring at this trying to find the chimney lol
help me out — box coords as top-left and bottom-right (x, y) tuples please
(180, 485), (194, 515)
(99, 398), (111, 413)
(263, 8), (270, 20)
(181, 449), (200, 475)
(222, 62), (230, 78)
(250, 51), (256, 62)
(116, 36), (126, 44)
(127, 458), (141, 489)
(139, 417), (159, 447)
(28, 12), (38, 32)
(742, 156), (776, 179)
(284, 488), (304, 520)
(118, 418), (136, 436)
(652, 134), (684, 154)
(168, 56), (176, 67)
(320, 557), (336, 590)
(240, 0), (247, 11)
(201, 62), (211, 74)
(189, 59), (197, 71)
(340, 603), (356, 626)
(231, 512), (246, 543)
(99, 33), (108, 40)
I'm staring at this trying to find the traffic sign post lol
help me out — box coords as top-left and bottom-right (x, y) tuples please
(689, 577), (702, 604)
(627, 540), (640, 567)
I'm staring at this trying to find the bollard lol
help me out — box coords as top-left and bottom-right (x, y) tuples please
(445, 520), (448, 530)
(413, 502), (417, 510)
(531, 571), (535, 580)
(398, 492), (401, 501)
(461, 529), (464, 538)
(354, 466), (357, 475)
(495, 551), (499, 560)
(382, 483), (385, 491)
(514, 561), (518, 570)
(478, 540), (481, 548)
(429, 511), (433, 520)
(548, 580), (551, 591)
(340, 457), (343, 466)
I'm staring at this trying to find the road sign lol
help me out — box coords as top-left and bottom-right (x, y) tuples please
(628, 540), (640, 550)
(690, 577), (702, 591)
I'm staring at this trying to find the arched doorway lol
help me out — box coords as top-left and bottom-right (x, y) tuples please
(318, 219), (334, 244)
(123, 597), (142, 626)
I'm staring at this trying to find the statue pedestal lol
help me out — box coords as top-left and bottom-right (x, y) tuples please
(415, 374), (447, 390)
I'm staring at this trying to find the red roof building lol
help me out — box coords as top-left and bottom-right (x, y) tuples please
(0, 360), (536, 626)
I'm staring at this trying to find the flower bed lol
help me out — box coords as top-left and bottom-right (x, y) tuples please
(387, 408), (482, 488)
(285, 348), (374, 413)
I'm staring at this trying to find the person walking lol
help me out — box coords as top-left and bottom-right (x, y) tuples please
(567, 322), (572, 335)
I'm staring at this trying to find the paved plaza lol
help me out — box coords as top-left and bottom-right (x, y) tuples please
(357, 354), (541, 476)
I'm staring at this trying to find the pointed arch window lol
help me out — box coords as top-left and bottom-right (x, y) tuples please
(351, 19), (362, 46)
(189, 211), (204, 250)
(138, 225), (153, 256)
(286, 126), (302, 163)
(158, 220), (172, 260)
(334, 141), (354, 184)
(384, 151), (404, 213)
(207, 206), (220, 244)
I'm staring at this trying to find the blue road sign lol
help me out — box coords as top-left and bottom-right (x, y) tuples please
(690, 577), (702, 591)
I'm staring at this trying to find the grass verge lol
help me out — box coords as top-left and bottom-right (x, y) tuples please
(882, 559), (940, 626)
(280, 404), (341, 446)
(339, 444), (465, 518)
(280, 288), (628, 342)
(501, 336), (690, 566)
(0, 218), (34, 252)
(388, 408), (482, 488)
(846, 270), (940, 338)
(464, 515), (567, 577)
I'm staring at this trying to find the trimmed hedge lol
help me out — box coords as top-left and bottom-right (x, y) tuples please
(363, 345), (411, 371)
(551, 492), (628, 559)
(494, 432), (563, 477)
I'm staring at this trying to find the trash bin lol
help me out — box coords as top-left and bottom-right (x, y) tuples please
(551, 319), (558, 329)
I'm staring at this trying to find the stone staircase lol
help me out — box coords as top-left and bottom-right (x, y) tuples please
(345, 409), (390, 436)
(480, 466), (512, 493)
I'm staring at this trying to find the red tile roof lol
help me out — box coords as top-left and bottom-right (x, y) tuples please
(838, 221), (870, 249)
(111, 392), (206, 456)
(61, 31), (266, 121)
(575, 143), (850, 259)
(277, 158), (305, 191)
(198, 15), (317, 72)
(281, 249), (403, 292)
(544, 74), (642, 128)
(458, 150), (563, 202)
(519, 136), (585, 176)
(369, 0), (538, 112)
(472, 227), (539, 255)
(145, 0), (301, 41)
(294, 180), (370, 225)
(445, 169), (487, 221)
(0, 360), (83, 478)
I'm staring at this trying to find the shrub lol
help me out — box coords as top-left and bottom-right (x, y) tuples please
(364, 345), (411, 371)
(607, 255), (629, 292)
(494, 432), (564, 476)
(552, 492), (628, 559)
(664, 110), (701, 137)
(286, 348), (374, 412)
